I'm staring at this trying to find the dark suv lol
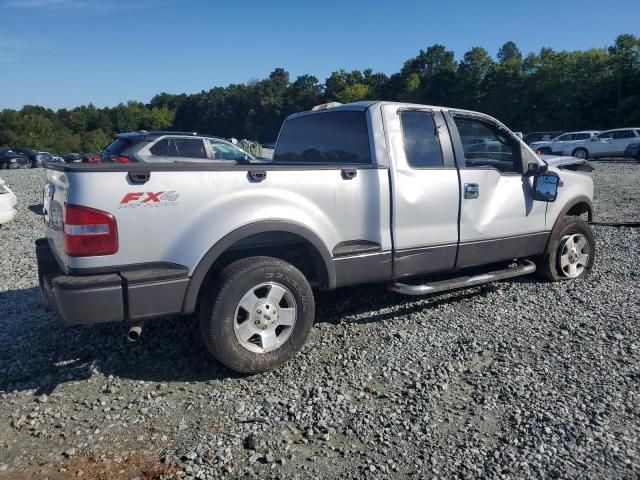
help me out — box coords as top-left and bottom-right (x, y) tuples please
(101, 131), (256, 163)
(0, 149), (30, 169)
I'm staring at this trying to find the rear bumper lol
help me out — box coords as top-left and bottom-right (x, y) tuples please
(36, 238), (190, 325)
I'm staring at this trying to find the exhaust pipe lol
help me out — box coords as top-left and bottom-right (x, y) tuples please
(127, 322), (144, 342)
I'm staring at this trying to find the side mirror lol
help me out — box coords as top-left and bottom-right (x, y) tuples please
(533, 174), (559, 202)
(527, 162), (541, 175)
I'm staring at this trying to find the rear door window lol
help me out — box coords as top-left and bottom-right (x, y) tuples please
(274, 111), (371, 164)
(573, 133), (590, 140)
(168, 139), (207, 159)
(399, 111), (444, 168)
(613, 130), (634, 139)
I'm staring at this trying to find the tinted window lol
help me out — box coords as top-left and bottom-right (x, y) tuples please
(274, 111), (371, 164)
(454, 117), (521, 173)
(103, 138), (131, 155)
(170, 139), (207, 158)
(556, 134), (572, 141)
(613, 130), (634, 139)
(574, 133), (591, 140)
(598, 131), (614, 139)
(399, 111), (444, 168)
(149, 138), (169, 156)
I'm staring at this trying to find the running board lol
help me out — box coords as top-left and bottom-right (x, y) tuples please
(388, 260), (536, 296)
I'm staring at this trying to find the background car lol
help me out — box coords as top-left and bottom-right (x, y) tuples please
(13, 147), (42, 168)
(522, 131), (565, 145)
(570, 128), (640, 159)
(530, 131), (600, 156)
(0, 149), (30, 169)
(63, 153), (83, 163)
(81, 153), (101, 163)
(0, 177), (17, 226)
(101, 131), (256, 163)
(625, 142), (640, 161)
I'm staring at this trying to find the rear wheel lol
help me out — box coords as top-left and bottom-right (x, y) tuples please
(572, 147), (589, 160)
(199, 256), (315, 373)
(536, 216), (595, 281)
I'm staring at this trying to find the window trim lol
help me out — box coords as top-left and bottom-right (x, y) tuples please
(446, 111), (525, 175)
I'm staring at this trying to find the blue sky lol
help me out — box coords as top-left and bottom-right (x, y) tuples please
(0, 0), (638, 110)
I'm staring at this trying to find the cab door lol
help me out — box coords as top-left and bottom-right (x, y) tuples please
(445, 112), (548, 268)
(383, 105), (460, 278)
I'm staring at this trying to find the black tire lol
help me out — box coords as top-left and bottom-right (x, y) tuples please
(572, 147), (589, 160)
(199, 256), (315, 374)
(535, 216), (595, 281)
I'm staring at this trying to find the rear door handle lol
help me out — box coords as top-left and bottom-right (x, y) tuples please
(464, 183), (479, 199)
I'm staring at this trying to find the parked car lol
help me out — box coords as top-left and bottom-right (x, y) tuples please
(101, 131), (255, 163)
(82, 153), (101, 163)
(14, 147), (42, 168)
(0, 177), (17, 226)
(0, 148), (30, 169)
(625, 142), (640, 161)
(38, 101), (595, 374)
(522, 131), (565, 145)
(530, 131), (600, 156)
(63, 153), (83, 163)
(570, 128), (640, 159)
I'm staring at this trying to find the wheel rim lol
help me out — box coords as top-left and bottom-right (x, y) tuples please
(233, 282), (297, 353)
(574, 149), (587, 159)
(559, 233), (589, 278)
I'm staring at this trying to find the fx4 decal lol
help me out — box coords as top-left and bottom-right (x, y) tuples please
(118, 191), (180, 208)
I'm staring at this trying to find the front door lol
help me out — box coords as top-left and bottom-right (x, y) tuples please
(445, 112), (548, 268)
(383, 105), (460, 278)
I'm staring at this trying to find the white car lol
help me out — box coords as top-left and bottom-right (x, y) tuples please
(570, 128), (640, 159)
(530, 131), (600, 156)
(0, 178), (17, 226)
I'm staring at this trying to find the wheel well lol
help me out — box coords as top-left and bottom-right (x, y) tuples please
(197, 231), (328, 304)
(566, 201), (593, 222)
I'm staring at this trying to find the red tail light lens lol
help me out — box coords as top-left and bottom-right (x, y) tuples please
(110, 154), (130, 163)
(63, 204), (118, 256)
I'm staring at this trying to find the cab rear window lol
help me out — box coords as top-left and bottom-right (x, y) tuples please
(274, 111), (371, 164)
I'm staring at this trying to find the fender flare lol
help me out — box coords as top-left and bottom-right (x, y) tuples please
(544, 195), (594, 252)
(182, 220), (335, 313)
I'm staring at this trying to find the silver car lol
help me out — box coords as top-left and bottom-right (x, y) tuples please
(530, 131), (600, 156)
(101, 131), (256, 163)
(570, 128), (640, 159)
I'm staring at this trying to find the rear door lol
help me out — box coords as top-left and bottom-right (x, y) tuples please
(611, 129), (638, 155)
(446, 112), (547, 268)
(383, 105), (460, 278)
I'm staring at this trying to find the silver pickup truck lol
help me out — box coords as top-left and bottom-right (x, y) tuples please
(37, 101), (596, 373)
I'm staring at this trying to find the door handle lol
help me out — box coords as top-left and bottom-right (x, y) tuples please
(248, 170), (267, 182)
(464, 183), (479, 199)
(341, 168), (357, 180)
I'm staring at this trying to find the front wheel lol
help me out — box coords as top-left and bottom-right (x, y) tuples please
(572, 147), (589, 160)
(536, 216), (595, 281)
(199, 256), (315, 373)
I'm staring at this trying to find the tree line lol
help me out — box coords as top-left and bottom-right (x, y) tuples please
(1, 34), (638, 154)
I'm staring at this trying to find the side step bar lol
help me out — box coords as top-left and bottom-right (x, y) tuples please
(388, 260), (536, 296)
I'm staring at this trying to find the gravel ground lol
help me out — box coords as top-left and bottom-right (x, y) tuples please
(0, 161), (638, 479)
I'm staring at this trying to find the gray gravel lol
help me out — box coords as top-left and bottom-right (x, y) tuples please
(0, 161), (638, 479)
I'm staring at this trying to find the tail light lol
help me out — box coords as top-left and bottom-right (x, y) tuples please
(110, 154), (130, 163)
(63, 204), (118, 256)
